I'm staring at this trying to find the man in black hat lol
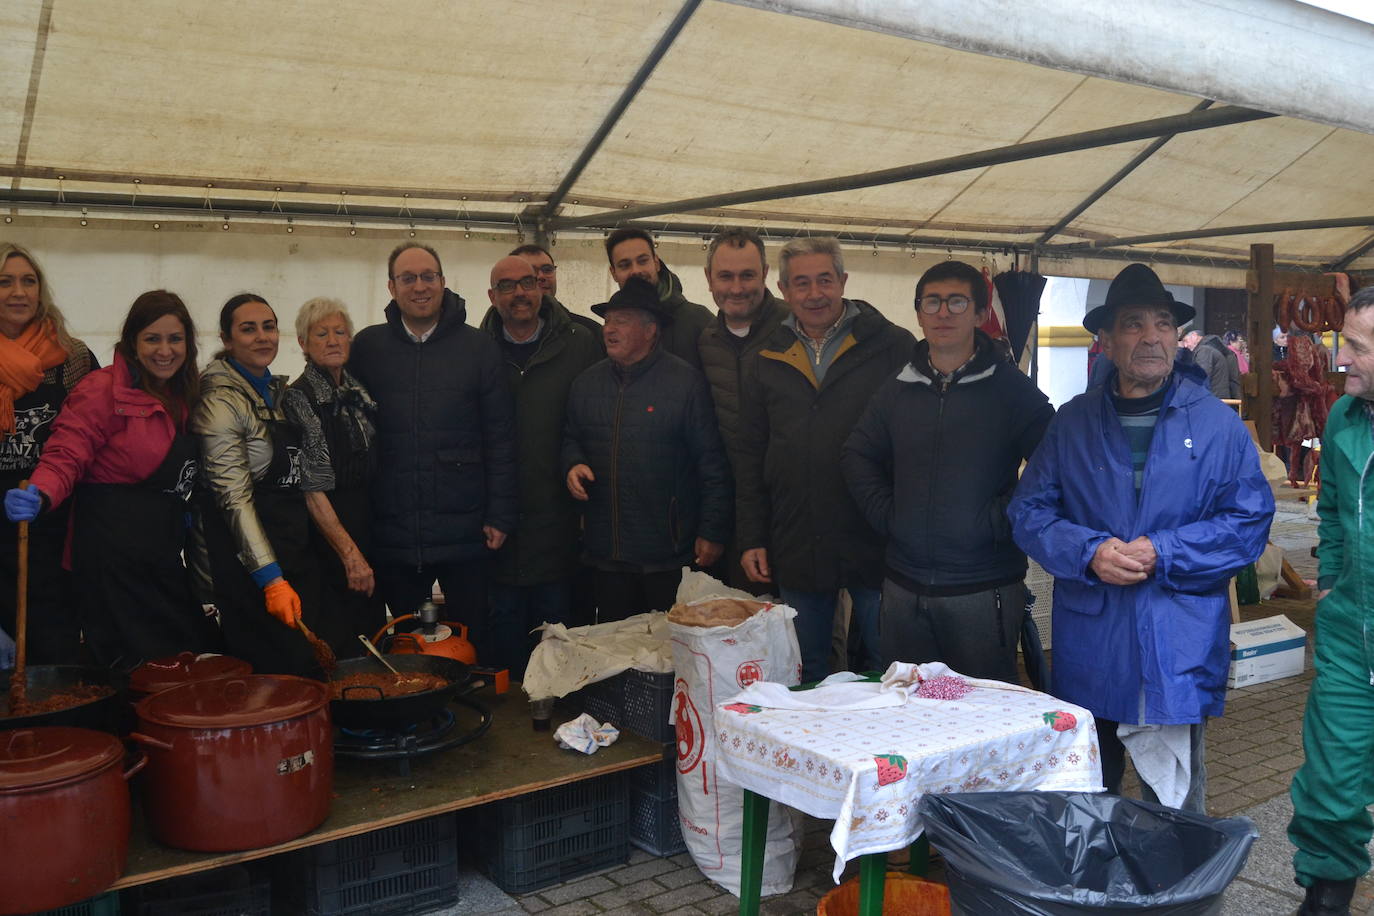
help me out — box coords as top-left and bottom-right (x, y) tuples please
(1010, 262), (1272, 813)
(598, 228), (713, 369)
(562, 277), (732, 621)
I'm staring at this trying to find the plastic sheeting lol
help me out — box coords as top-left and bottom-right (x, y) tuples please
(3, 1), (1374, 283)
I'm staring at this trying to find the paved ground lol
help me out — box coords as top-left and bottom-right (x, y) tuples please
(443, 488), (1374, 915)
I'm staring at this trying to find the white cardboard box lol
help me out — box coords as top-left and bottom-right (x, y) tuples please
(1228, 614), (1307, 688)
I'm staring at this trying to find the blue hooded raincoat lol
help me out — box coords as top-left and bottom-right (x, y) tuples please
(1009, 362), (1273, 725)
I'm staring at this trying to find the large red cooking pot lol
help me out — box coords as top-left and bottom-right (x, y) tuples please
(130, 675), (332, 851)
(0, 727), (144, 915)
(127, 652), (253, 702)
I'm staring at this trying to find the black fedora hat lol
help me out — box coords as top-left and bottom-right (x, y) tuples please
(591, 275), (674, 325)
(1082, 263), (1196, 334)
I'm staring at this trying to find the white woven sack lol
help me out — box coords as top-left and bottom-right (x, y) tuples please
(668, 589), (803, 896)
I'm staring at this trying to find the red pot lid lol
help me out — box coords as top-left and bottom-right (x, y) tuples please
(136, 675), (328, 729)
(0, 727), (123, 790)
(128, 652), (254, 696)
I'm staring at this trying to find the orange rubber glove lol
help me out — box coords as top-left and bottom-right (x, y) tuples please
(263, 580), (302, 628)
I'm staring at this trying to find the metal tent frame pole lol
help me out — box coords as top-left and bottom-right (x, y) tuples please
(1045, 216), (1374, 253)
(547, 105), (1273, 230)
(1035, 100), (1214, 245)
(540, 0), (701, 219)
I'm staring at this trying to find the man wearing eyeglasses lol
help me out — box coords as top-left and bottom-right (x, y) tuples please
(510, 243), (604, 348)
(478, 256), (600, 677)
(735, 237), (914, 682)
(842, 260), (1053, 685)
(350, 243), (517, 653)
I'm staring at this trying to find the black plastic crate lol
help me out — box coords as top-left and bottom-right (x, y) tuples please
(629, 742), (678, 799)
(295, 814), (459, 916)
(481, 772), (629, 894)
(125, 864), (269, 916)
(581, 668), (675, 743)
(31, 891), (120, 916)
(628, 786), (686, 857)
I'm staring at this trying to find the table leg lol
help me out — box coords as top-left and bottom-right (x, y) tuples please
(857, 852), (887, 916)
(909, 832), (930, 876)
(738, 790), (769, 916)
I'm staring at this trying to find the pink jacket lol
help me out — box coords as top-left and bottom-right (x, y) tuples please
(30, 352), (183, 509)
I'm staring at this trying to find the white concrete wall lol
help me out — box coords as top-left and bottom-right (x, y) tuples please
(1038, 276), (1092, 409)
(10, 222), (980, 381)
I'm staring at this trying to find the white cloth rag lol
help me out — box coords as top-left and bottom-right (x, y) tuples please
(723, 663), (970, 711)
(1117, 723), (1193, 808)
(554, 713), (620, 755)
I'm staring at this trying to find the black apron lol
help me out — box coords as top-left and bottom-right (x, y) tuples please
(199, 409), (321, 677)
(309, 484), (385, 658)
(0, 373), (81, 663)
(72, 431), (219, 670)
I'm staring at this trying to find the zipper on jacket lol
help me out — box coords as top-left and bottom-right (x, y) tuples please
(413, 339), (423, 573)
(1359, 445), (1374, 685)
(610, 379), (626, 561)
(995, 588), (1006, 647)
(924, 391), (947, 586)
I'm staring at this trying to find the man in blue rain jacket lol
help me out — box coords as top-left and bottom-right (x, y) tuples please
(1009, 263), (1273, 812)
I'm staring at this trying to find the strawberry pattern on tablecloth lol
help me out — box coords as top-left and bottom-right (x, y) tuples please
(713, 682), (1101, 883)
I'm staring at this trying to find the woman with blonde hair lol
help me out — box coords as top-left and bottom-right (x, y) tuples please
(281, 298), (382, 656)
(0, 243), (96, 664)
(5, 291), (217, 667)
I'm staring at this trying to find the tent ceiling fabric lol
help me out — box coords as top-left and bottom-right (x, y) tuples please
(3, 0), (1374, 286)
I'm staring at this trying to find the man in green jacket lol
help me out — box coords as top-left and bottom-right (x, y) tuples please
(479, 256), (601, 678)
(598, 228), (712, 369)
(1288, 285), (1374, 916)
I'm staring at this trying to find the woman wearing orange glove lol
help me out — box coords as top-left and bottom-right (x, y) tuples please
(192, 293), (321, 675)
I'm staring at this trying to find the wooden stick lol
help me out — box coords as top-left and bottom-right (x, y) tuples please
(8, 479), (30, 713)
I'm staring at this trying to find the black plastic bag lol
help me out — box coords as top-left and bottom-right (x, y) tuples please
(919, 792), (1257, 915)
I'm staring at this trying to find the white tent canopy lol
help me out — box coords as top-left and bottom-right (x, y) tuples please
(4, 0), (1374, 286)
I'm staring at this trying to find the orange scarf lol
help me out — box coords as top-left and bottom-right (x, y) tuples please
(0, 320), (67, 435)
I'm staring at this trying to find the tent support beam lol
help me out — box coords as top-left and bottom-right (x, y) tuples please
(0, 186), (1302, 272)
(1046, 217), (1374, 252)
(1248, 244), (1275, 450)
(547, 105), (1274, 230)
(11, 0), (56, 194)
(1035, 99), (1214, 245)
(1326, 233), (1374, 271)
(540, 0), (701, 219)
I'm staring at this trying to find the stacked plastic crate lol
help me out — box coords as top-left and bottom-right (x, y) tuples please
(582, 668), (685, 856)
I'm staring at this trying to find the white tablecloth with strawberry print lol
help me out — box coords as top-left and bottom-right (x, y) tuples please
(714, 682), (1103, 882)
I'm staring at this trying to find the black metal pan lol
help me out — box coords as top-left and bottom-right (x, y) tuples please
(328, 654), (471, 731)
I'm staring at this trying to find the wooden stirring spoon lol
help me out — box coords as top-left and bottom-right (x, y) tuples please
(6, 479), (30, 716)
(297, 620), (337, 675)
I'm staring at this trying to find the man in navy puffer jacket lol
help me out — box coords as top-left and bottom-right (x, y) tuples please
(563, 277), (732, 621)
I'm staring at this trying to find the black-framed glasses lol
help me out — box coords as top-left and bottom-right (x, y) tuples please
(494, 275), (539, 294)
(917, 294), (973, 314)
(533, 264), (557, 276)
(395, 270), (441, 287)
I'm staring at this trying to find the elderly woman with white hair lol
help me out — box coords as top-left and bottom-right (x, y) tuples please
(281, 297), (382, 657)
